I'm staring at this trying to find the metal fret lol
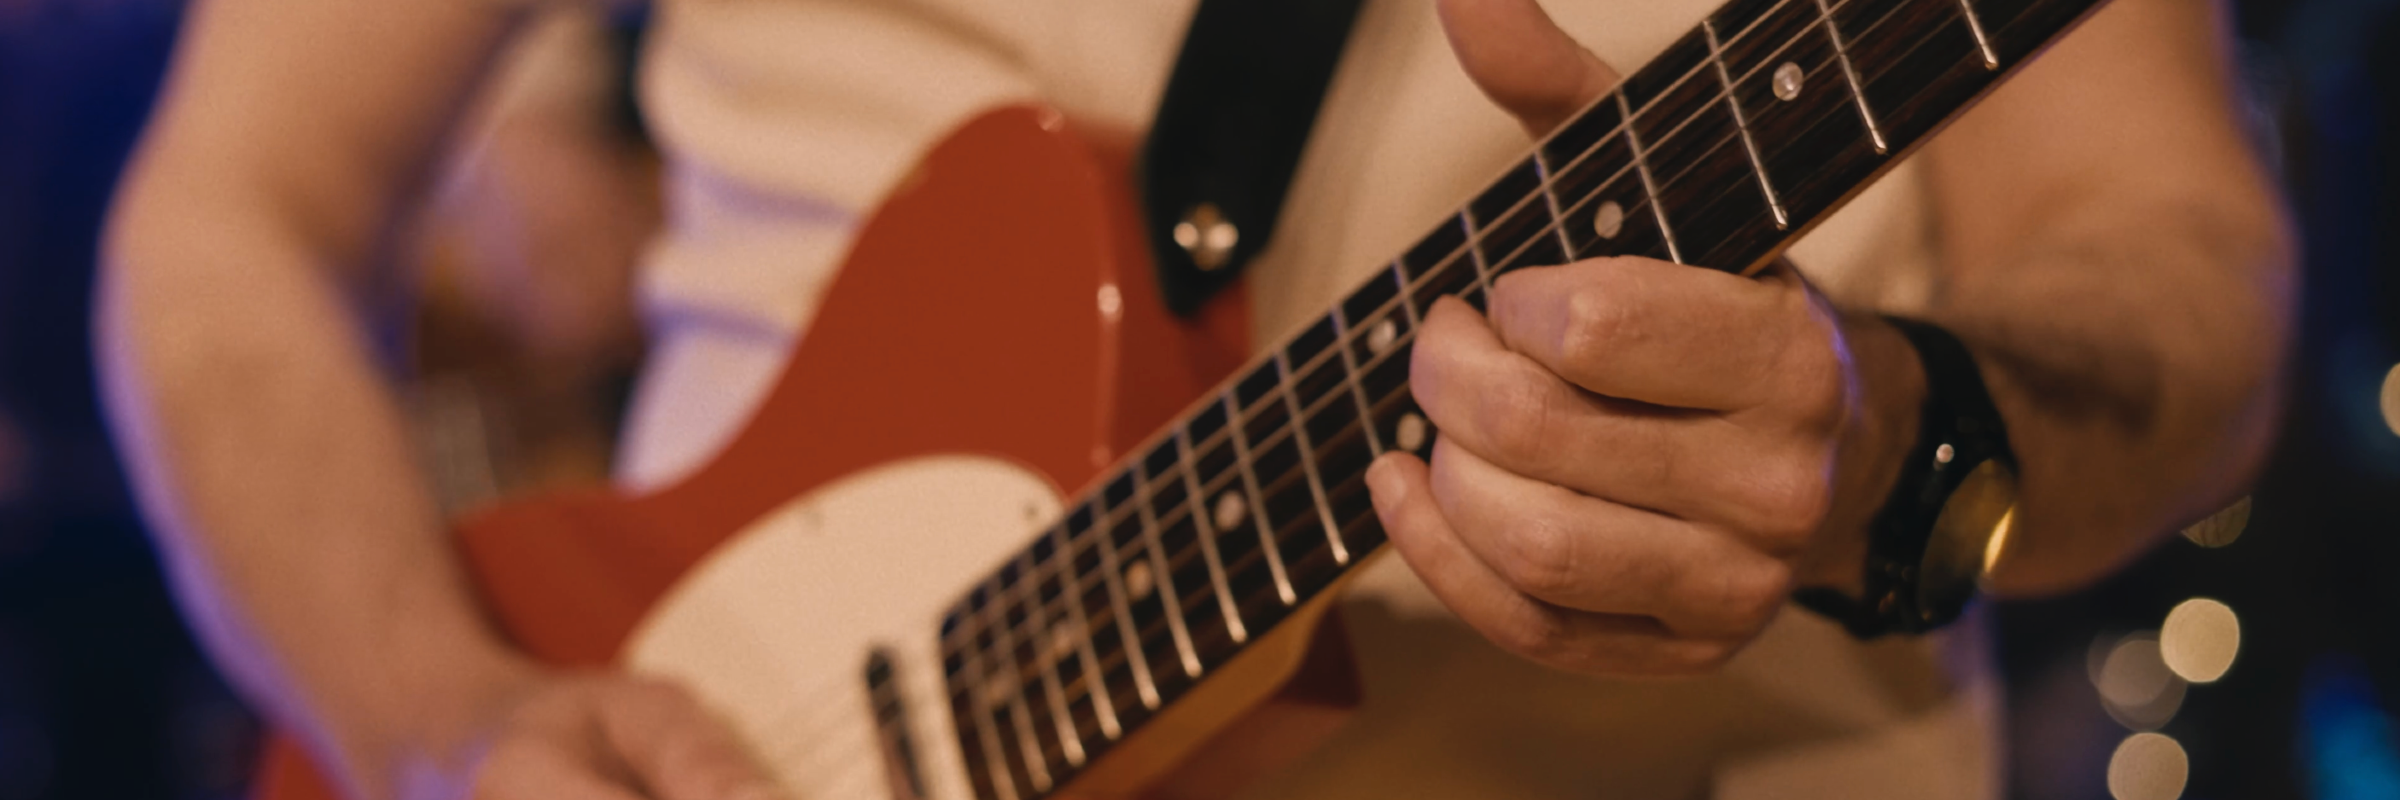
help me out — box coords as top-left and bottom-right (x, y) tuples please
(1221, 391), (1298, 606)
(960, 638), (1024, 800)
(1532, 152), (1579, 260)
(1458, 210), (1496, 292)
(1011, 551), (1087, 766)
(1328, 315), (1386, 457)
(1047, 525), (1122, 738)
(1273, 350), (1350, 565)
(1812, 0), (1890, 153)
(1172, 428), (1250, 645)
(1614, 91), (1685, 264)
(1091, 505), (1162, 709)
(981, 582), (1055, 792)
(1130, 467), (1204, 679)
(937, 1), (2120, 793)
(1702, 19), (1791, 231)
(1956, 0), (2000, 70)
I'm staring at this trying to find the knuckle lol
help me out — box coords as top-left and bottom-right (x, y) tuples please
(1796, 352), (1850, 425)
(1493, 517), (1584, 599)
(1782, 320), (1851, 421)
(1635, 420), (1685, 489)
(1559, 281), (1633, 369)
(1743, 462), (1830, 549)
(1482, 610), (1560, 663)
(1477, 381), (1558, 467)
(1711, 563), (1793, 629)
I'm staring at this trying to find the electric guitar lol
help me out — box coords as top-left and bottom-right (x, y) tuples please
(257, 0), (2110, 796)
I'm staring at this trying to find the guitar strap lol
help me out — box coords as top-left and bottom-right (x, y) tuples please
(1140, 0), (1369, 317)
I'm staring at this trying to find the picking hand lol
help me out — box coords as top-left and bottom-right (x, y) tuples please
(465, 674), (790, 800)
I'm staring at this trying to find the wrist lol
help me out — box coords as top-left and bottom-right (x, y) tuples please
(344, 610), (548, 800)
(1797, 315), (1926, 596)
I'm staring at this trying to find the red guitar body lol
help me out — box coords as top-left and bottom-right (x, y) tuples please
(255, 106), (1360, 800)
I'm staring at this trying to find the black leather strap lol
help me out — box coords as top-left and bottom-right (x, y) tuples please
(1140, 0), (1368, 317)
(1794, 318), (2015, 638)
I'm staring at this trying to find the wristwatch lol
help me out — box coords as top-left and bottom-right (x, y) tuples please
(1793, 318), (2019, 638)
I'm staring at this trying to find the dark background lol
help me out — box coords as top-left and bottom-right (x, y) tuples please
(0, 0), (2394, 798)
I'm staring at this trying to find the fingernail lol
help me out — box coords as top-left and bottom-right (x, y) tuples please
(1366, 455), (1405, 512)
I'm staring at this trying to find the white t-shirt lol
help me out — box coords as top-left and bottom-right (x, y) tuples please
(617, 1), (1993, 797)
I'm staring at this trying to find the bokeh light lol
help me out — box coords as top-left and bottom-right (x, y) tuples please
(2161, 598), (2241, 684)
(2382, 362), (2400, 437)
(2109, 732), (2191, 800)
(2094, 634), (2188, 730)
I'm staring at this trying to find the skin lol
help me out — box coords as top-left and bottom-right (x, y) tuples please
(1370, 0), (2292, 674)
(98, 0), (2288, 798)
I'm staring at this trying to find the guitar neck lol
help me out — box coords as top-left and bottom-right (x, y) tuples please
(940, 0), (2106, 796)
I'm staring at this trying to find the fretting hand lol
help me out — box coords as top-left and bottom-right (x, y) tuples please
(1367, 0), (1920, 676)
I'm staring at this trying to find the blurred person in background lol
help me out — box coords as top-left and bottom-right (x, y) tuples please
(96, 1), (2293, 800)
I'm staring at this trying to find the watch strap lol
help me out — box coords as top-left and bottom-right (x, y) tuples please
(1795, 317), (2015, 638)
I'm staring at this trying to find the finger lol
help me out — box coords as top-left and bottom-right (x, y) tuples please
(599, 680), (791, 800)
(1487, 259), (1838, 412)
(472, 741), (651, 800)
(1412, 292), (1774, 517)
(1424, 437), (1791, 638)
(1436, 0), (1621, 136)
(1367, 452), (1740, 676)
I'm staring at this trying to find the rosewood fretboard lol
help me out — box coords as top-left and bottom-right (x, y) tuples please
(937, 0), (2106, 796)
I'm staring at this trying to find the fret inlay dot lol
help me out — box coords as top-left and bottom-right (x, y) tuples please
(1368, 319), (1398, 354)
(1592, 201), (1625, 240)
(982, 665), (1020, 709)
(1397, 413), (1429, 453)
(1773, 62), (1805, 102)
(1212, 492), (1248, 531)
(1124, 560), (1155, 600)
(1048, 623), (1080, 665)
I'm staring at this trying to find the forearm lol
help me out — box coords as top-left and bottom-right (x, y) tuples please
(1837, 0), (2299, 597)
(101, 190), (538, 799)
(1929, 194), (2291, 595)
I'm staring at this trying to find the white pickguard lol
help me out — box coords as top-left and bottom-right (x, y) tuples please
(624, 455), (1063, 800)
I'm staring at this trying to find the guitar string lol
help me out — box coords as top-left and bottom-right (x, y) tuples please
(916, 0), (1867, 614)
(926, 0), (1870, 659)
(728, 0), (1971, 777)
(923, 22), (1907, 760)
(929, 7), (1968, 763)
(929, 12), (1916, 700)
(932, 0), (1909, 661)
(736, 15), (1967, 794)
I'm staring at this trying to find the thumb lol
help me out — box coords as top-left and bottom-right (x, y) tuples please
(1436, 0), (1621, 137)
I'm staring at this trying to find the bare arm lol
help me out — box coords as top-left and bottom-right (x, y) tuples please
(1370, 0), (2292, 674)
(1918, 0), (2293, 594)
(101, 0), (770, 797)
(102, 0), (532, 790)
